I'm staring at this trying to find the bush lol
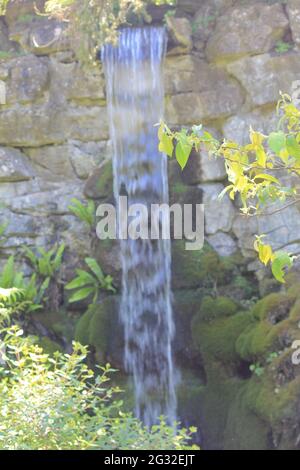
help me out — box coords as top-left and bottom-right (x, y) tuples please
(0, 325), (196, 450)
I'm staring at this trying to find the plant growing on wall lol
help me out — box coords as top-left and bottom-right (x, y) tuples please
(0, 0), (176, 64)
(66, 257), (115, 304)
(23, 243), (65, 311)
(158, 93), (300, 283)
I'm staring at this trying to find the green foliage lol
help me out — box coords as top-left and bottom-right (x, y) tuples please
(0, 222), (7, 248)
(197, 296), (238, 322)
(40, 0), (176, 65)
(0, 0), (8, 15)
(0, 326), (195, 450)
(0, 256), (44, 314)
(275, 40), (293, 53)
(66, 257), (115, 304)
(68, 198), (95, 228)
(23, 243), (65, 280)
(158, 94), (300, 282)
(249, 362), (264, 377)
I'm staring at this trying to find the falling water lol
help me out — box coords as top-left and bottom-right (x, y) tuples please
(102, 27), (177, 426)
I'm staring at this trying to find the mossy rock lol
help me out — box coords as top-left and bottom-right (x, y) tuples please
(192, 310), (253, 370)
(196, 295), (239, 323)
(236, 290), (300, 362)
(252, 291), (297, 323)
(177, 369), (204, 430)
(31, 309), (75, 344)
(173, 289), (204, 363)
(224, 383), (271, 450)
(92, 237), (122, 287)
(38, 336), (63, 354)
(199, 377), (243, 450)
(172, 239), (205, 289)
(84, 160), (113, 200)
(75, 296), (123, 367)
(172, 241), (234, 289)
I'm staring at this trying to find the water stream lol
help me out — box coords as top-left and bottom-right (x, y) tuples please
(102, 26), (177, 426)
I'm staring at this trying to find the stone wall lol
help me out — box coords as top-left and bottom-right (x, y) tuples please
(1, 0), (300, 284)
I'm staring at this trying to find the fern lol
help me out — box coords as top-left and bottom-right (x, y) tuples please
(68, 198), (95, 228)
(65, 257), (115, 304)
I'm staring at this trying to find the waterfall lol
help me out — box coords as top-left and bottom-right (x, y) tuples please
(102, 27), (177, 426)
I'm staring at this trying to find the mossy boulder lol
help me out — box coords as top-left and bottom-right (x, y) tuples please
(224, 383), (271, 450)
(192, 310), (253, 373)
(173, 289), (203, 364)
(84, 160), (113, 200)
(38, 336), (63, 354)
(75, 296), (123, 367)
(92, 237), (122, 287)
(172, 241), (236, 290)
(236, 290), (300, 362)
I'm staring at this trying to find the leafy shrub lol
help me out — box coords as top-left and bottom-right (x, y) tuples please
(66, 257), (115, 304)
(0, 257), (44, 313)
(0, 325), (196, 450)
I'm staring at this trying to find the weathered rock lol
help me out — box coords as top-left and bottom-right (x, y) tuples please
(4, 180), (84, 216)
(0, 146), (34, 182)
(24, 145), (76, 181)
(207, 232), (237, 257)
(49, 58), (106, 104)
(0, 80), (6, 104)
(223, 109), (278, 145)
(232, 215), (258, 259)
(227, 53), (300, 107)
(29, 20), (70, 56)
(5, 0), (45, 27)
(6, 54), (49, 104)
(206, 3), (289, 62)
(199, 183), (235, 235)
(181, 146), (226, 185)
(177, 0), (202, 15)
(0, 102), (109, 147)
(165, 72), (243, 124)
(0, 18), (18, 54)
(84, 160), (114, 200)
(164, 55), (200, 94)
(69, 141), (111, 180)
(287, 0), (300, 45)
(166, 16), (193, 54)
(192, 2), (219, 43)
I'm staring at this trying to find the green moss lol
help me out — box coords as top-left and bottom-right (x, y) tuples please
(75, 306), (95, 346)
(74, 297), (118, 361)
(75, 303), (109, 354)
(252, 292), (296, 322)
(199, 376), (243, 450)
(89, 306), (110, 353)
(224, 383), (270, 450)
(177, 370), (205, 427)
(95, 161), (113, 198)
(196, 295), (238, 322)
(236, 289), (299, 362)
(38, 337), (63, 354)
(192, 311), (253, 368)
(172, 240), (205, 288)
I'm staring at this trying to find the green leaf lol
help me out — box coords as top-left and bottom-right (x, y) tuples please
(53, 243), (65, 271)
(85, 258), (104, 282)
(268, 131), (286, 155)
(253, 174), (280, 184)
(271, 251), (294, 283)
(286, 135), (300, 159)
(68, 287), (95, 303)
(175, 141), (192, 170)
(159, 132), (174, 158)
